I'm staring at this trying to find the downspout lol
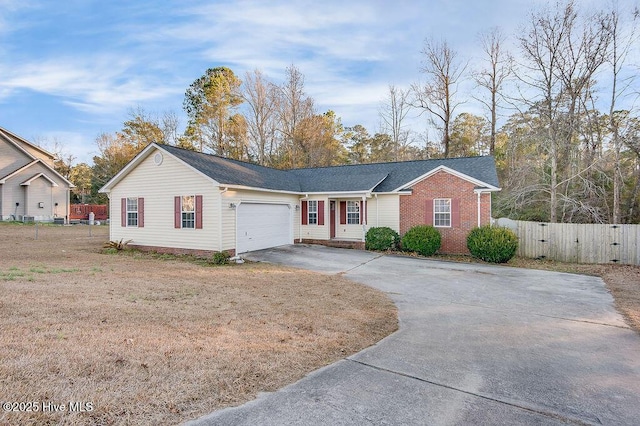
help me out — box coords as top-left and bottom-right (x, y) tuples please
(219, 187), (228, 252)
(233, 200), (242, 258)
(375, 193), (379, 227)
(477, 191), (482, 227)
(362, 195), (367, 242)
(299, 194), (308, 243)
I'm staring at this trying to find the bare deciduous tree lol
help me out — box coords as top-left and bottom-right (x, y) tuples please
(242, 69), (279, 166)
(605, 3), (638, 223)
(411, 38), (467, 158)
(276, 65), (315, 168)
(379, 85), (412, 161)
(474, 27), (512, 155)
(516, 0), (611, 222)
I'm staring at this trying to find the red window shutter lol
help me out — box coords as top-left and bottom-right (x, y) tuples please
(174, 196), (181, 228)
(425, 199), (433, 225)
(301, 201), (308, 225)
(451, 198), (460, 228)
(121, 198), (127, 227)
(138, 198), (144, 228)
(340, 201), (346, 225)
(318, 201), (325, 225)
(195, 195), (203, 229)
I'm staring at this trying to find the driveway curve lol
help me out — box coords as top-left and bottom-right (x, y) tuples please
(188, 245), (640, 426)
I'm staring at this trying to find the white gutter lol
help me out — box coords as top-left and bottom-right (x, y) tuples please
(362, 195), (367, 242)
(232, 200), (243, 258)
(219, 187), (228, 252)
(299, 194), (308, 243)
(477, 192), (481, 227)
(375, 193), (379, 227)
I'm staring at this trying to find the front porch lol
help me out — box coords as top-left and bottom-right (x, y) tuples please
(297, 238), (365, 250)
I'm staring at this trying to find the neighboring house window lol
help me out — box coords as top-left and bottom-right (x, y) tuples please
(347, 201), (360, 225)
(127, 197), (138, 227)
(175, 195), (203, 229)
(308, 200), (318, 225)
(434, 199), (451, 227)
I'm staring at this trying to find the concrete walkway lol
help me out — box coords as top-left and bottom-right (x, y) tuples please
(188, 245), (640, 425)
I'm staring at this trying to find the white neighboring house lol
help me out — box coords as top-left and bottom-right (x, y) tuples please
(0, 127), (73, 222)
(99, 143), (500, 255)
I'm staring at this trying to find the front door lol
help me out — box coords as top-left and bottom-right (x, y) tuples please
(330, 201), (336, 238)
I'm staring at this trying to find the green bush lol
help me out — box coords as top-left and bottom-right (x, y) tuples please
(210, 251), (230, 265)
(401, 225), (441, 256)
(365, 227), (401, 251)
(466, 225), (518, 263)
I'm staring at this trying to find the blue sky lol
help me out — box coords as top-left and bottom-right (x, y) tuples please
(0, 0), (614, 164)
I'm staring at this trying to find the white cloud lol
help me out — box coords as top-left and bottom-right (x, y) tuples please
(0, 56), (181, 114)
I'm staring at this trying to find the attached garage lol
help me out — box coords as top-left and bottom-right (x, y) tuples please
(236, 203), (292, 253)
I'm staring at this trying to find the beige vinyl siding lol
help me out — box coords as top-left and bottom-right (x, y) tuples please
(0, 139), (31, 179)
(2, 163), (70, 221)
(367, 195), (400, 232)
(25, 177), (51, 220)
(1, 177), (24, 219)
(16, 142), (55, 168)
(336, 200), (366, 240)
(221, 189), (299, 251)
(109, 149), (221, 251)
(300, 197), (329, 240)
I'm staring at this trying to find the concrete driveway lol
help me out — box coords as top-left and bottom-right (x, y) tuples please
(189, 245), (640, 425)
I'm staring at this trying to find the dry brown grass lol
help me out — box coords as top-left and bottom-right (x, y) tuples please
(0, 224), (397, 425)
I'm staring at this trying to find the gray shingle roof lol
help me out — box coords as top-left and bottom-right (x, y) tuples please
(162, 145), (301, 192)
(160, 144), (499, 193)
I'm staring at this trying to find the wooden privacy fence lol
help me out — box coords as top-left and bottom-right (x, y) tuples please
(494, 218), (640, 266)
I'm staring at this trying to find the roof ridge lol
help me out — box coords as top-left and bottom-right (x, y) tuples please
(290, 155), (495, 171)
(0, 127), (56, 159)
(161, 144), (290, 173)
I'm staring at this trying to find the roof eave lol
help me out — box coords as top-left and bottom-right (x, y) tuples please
(393, 165), (499, 192)
(221, 184), (302, 195)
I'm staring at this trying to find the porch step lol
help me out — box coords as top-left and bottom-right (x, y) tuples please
(299, 239), (365, 250)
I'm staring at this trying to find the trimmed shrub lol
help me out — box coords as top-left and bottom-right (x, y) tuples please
(365, 227), (401, 251)
(467, 225), (518, 263)
(401, 225), (441, 256)
(210, 251), (230, 265)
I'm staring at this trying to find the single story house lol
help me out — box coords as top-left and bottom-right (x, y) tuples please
(0, 127), (73, 222)
(99, 143), (500, 255)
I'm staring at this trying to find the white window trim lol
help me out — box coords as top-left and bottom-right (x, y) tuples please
(434, 198), (452, 228)
(308, 200), (318, 225)
(346, 200), (360, 225)
(126, 197), (138, 227)
(181, 195), (196, 229)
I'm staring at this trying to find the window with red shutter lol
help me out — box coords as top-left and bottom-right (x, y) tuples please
(137, 198), (144, 228)
(195, 195), (203, 229)
(424, 199), (434, 225)
(318, 201), (325, 226)
(121, 198), (126, 227)
(174, 196), (181, 228)
(301, 200), (308, 225)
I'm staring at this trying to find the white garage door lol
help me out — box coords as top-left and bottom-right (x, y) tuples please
(237, 203), (291, 253)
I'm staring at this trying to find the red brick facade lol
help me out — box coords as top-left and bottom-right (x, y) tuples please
(399, 170), (492, 254)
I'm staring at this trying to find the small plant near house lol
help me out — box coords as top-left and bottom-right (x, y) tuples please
(466, 225), (518, 263)
(402, 225), (441, 256)
(209, 251), (230, 265)
(103, 239), (132, 251)
(365, 227), (401, 251)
